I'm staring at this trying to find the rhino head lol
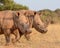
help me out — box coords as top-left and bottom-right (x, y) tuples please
(24, 11), (48, 34)
(13, 12), (32, 34)
(33, 12), (48, 33)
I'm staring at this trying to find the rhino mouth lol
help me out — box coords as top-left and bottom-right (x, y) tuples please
(17, 23), (32, 34)
(36, 28), (47, 33)
(39, 29), (48, 34)
(34, 24), (47, 34)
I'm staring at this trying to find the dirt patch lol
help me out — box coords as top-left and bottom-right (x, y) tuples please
(0, 24), (60, 48)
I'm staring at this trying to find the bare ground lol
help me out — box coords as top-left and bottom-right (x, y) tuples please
(0, 24), (60, 48)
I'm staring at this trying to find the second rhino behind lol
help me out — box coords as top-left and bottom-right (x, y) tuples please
(0, 10), (32, 45)
(13, 10), (48, 42)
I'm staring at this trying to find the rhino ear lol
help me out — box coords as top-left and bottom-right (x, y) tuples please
(14, 12), (20, 19)
(34, 11), (36, 15)
(17, 12), (20, 16)
(16, 12), (20, 18)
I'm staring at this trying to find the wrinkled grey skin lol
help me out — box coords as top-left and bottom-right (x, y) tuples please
(0, 10), (47, 45)
(12, 10), (48, 43)
(11, 12), (32, 42)
(0, 11), (32, 45)
(0, 10), (14, 45)
(20, 10), (48, 33)
(28, 12), (48, 33)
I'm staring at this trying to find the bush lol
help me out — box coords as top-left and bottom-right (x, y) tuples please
(38, 9), (60, 24)
(0, 0), (28, 11)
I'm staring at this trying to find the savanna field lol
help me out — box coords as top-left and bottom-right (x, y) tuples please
(0, 24), (60, 48)
(0, 0), (60, 48)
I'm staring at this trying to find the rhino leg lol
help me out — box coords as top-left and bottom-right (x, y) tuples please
(13, 30), (24, 43)
(12, 30), (20, 43)
(4, 29), (11, 45)
(24, 33), (30, 40)
(24, 30), (31, 40)
(10, 25), (21, 43)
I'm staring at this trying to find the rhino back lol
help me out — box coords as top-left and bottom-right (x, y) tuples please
(0, 10), (14, 29)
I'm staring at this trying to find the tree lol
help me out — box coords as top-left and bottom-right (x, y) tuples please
(0, 0), (28, 10)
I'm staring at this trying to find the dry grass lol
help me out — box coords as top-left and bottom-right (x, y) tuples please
(0, 24), (60, 48)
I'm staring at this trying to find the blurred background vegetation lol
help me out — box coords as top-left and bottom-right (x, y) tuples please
(38, 9), (60, 24)
(0, 0), (60, 24)
(0, 0), (28, 10)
